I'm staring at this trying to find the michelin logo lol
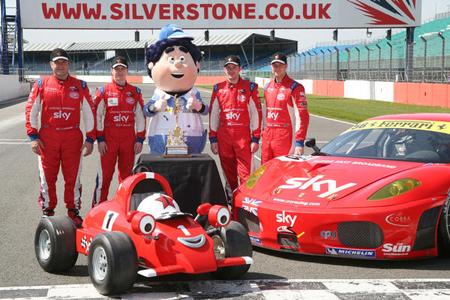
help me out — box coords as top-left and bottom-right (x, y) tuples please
(326, 247), (376, 258)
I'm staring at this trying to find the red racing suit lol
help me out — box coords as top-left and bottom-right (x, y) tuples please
(25, 75), (96, 212)
(92, 81), (146, 205)
(209, 78), (262, 191)
(261, 75), (309, 164)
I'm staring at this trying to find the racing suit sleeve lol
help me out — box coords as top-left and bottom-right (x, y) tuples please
(81, 82), (96, 143)
(25, 81), (42, 141)
(94, 87), (106, 142)
(208, 84), (220, 143)
(292, 83), (309, 147)
(134, 89), (146, 143)
(249, 82), (262, 143)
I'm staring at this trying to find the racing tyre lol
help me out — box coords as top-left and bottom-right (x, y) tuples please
(213, 221), (252, 279)
(88, 232), (138, 295)
(34, 216), (78, 273)
(438, 193), (450, 257)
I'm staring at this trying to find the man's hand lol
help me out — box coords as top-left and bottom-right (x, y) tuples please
(294, 146), (304, 156)
(134, 142), (143, 154)
(31, 139), (44, 155)
(210, 142), (219, 155)
(250, 142), (259, 153)
(98, 141), (107, 155)
(83, 142), (94, 157)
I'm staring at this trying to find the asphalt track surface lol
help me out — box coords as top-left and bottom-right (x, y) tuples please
(1, 83), (449, 293)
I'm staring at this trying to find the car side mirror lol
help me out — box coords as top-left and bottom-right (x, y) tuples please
(305, 138), (323, 156)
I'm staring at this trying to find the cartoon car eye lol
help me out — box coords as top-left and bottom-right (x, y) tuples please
(208, 205), (231, 227)
(131, 212), (156, 235)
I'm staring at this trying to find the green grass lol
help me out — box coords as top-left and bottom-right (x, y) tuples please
(197, 85), (450, 123)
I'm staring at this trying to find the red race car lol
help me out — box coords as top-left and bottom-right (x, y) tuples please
(234, 113), (450, 260)
(34, 172), (253, 295)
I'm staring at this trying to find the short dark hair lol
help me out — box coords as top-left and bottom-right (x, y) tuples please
(145, 38), (202, 78)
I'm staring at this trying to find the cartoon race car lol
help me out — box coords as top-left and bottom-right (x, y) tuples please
(34, 172), (252, 295)
(234, 113), (450, 260)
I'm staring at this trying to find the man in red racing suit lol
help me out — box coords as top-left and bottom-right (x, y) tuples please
(25, 48), (95, 227)
(262, 52), (310, 164)
(209, 55), (262, 193)
(92, 57), (146, 206)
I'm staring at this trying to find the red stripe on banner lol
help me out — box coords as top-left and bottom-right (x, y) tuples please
(127, 76), (143, 84)
(391, 0), (415, 21)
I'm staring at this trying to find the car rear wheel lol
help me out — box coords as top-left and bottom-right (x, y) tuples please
(88, 232), (137, 295)
(212, 221), (252, 279)
(438, 193), (450, 257)
(34, 216), (78, 273)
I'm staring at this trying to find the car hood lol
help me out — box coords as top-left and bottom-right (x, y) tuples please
(246, 156), (422, 206)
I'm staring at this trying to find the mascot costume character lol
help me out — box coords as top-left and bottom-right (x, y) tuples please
(144, 24), (208, 154)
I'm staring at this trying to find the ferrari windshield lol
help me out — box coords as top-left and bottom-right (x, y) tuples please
(321, 120), (450, 163)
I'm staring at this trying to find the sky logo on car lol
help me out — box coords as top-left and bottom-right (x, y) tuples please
(326, 247), (376, 258)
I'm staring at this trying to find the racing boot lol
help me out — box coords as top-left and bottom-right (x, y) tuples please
(42, 209), (55, 217)
(67, 209), (83, 228)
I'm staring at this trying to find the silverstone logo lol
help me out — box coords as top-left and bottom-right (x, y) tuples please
(326, 247), (376, 258)
(277, 175), (356, 198)
(242, 197), (261, 216)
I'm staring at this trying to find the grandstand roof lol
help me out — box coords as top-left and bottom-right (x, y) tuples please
(23, 33), (295, 52)
(24, 42), (74, 52)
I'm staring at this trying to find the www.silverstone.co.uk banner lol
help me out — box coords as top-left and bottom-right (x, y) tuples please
(19, 0), (422, 29)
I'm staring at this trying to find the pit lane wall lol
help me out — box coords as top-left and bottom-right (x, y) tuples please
(254, 78), (450, 108)
(0, 75), (31, 103)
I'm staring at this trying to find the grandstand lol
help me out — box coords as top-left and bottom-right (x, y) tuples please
(282, 15), (450, 83)
(21, 33), (297, 76)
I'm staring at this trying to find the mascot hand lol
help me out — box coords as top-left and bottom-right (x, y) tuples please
(186, 92), (203, 112)
(153, 99), (167, 112)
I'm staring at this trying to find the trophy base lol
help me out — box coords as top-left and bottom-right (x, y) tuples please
(164, 146), (190, 158)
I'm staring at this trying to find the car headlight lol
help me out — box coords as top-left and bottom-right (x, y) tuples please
(245, 165), (267, 189)
(368, 178), (421, 200)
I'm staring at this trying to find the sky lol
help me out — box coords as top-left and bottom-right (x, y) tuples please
(5, 0), (450, 51)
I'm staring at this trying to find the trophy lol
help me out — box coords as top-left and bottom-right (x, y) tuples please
(165, 97), (189, 156)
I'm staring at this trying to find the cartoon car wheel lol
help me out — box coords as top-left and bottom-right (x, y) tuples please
(34, 216), (78, 273)
(438, 193), (450, 256)
(88, 232), (138, 295)
(212, 221), (252, 279)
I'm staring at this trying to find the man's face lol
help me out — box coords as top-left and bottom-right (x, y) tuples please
(149, 45), (199, 92)
(224, 64), (240, 82)
(112, 66), (128, 84)
(271, 62), (287, 78)
(50, 59), (69, 79)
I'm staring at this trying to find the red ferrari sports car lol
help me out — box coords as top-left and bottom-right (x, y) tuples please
(34, 172), (252, 295)
(234, 113), (450, 260)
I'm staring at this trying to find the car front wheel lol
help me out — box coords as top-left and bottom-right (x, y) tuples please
(438, 193), (450, 257)
(88, 232), (138, 295)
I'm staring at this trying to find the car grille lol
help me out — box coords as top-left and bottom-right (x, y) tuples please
(338, 221), (384, 248)
(237, 208), (261, 233)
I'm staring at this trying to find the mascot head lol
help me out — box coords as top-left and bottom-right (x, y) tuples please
(146, 24), (202, 93)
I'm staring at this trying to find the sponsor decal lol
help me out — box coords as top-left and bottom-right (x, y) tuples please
(69, 92), (80, 99)
(242, 197), (261, 216)
(108, 97), (119, 106)
(385, 213), (412, 227)
(113, 114), (130, 123)
(320, 230), (337, 240)
(226, 111), (240, 121)
(267, 111), (279, 120)
(276, 175), (356, 198)
(80, 235), (93, 253)
(382, 243), (411, 256)
(276, 211), (297, 227)
(273, 198), (321, 206)
(346, 120), (450, 135)
(276, 93), (285, 101)
(125, 97), (135, 105)
(326, 247), (376, 258)
(249, 235), (262, 245)
(313, 159), (397, 169)
(237, 94), (247, 103)
(53, 111), (71, 120)
(102, 211), (119, 231)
